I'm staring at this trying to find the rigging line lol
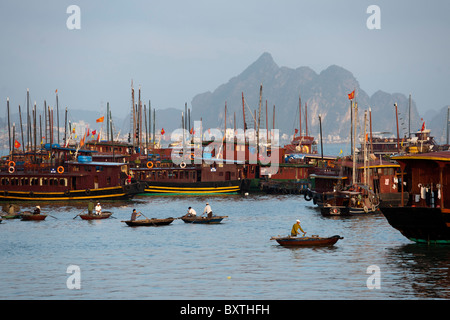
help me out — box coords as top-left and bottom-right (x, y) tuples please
(244, 99), (256, 125)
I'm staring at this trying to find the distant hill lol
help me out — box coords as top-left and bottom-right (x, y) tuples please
(191, 52), (425, 143)
(2, 52), (448, 147)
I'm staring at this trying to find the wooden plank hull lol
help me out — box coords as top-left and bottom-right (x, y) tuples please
(21, 214), (47, 221)
(181, 216), (227, 224)
(381, 206), (450, 244)
(271, 235), (343, 247)
(0, 183), (145, 201)
(79, 212), (113, 220)
(123, 218), (175, 227)
(1, 214), (22, 219)
(143, 181), (241, 195)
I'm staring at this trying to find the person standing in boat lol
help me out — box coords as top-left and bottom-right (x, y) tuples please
(291, 220), (306, 237)
(202, 203), (213, 218)
(95, 203), (102, 215)
(131, 209), (141, 221)
(87, 200), (94, 215)
(187, 207), (197, 217)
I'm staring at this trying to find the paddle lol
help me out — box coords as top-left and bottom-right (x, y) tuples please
(73, 211), (85, 219)
(47, 214), (58, 219)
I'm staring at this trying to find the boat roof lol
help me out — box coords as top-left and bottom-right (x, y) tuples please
(66, 161), (127, 166)
(392, 151), (450, 162)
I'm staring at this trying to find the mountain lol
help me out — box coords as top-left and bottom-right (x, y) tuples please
(191, 52), (424, 143)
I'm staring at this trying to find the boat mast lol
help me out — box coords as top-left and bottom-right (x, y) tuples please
(131, 80), (135, 151)
(394, 103), (400, 153)
(319, 114), (323, 161)
(19, 105), (25, 153)
(447, 106), (450, 145)
(305, 102), (308, 136)
(266, 100), (268, 141)
(369, 107), (373, 154)
(363, 110), (368, 186)
(7, 97), (11, 156)
(257, 84), (262, 155)
(56, 90), (60, 145)
(352, 101), (358, 185)
(299, 95), (302, 137)
(242, 92), (246, 136)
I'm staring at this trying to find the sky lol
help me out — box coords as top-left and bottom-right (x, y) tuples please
(1, 0), (450, 120)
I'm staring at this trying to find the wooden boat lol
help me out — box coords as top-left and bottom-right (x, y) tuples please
(122, 217), (175, 227)
(79, 211), (113, 220)
(21, 213), (47, 221)
(380, 152), (450, 244)
(180, 215), (227, 224)
(0, 150), (145, 201)
(1, 213), (22, 219)
(271, 235), (343, 247)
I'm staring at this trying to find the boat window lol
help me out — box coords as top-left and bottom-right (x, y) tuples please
(106, 176), (111, 185)
(96, 166), (103, 172)
(1, 178), (9, 185)
(60, 178), (67, 187)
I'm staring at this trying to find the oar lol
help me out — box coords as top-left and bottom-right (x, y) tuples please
(73, 211), (85, 219)
(47, 214), (58, 219)
(140, 212), (149, 219)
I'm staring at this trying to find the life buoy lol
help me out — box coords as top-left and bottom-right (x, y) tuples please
(304, 190), (312, 201)
(8, 161), (15, 167)
(331, 207), (340, 215)
(85, 189), (91, 195)
(155, 161), (161, 167)
(180, 162), (186, 168)
(57, 166), (64, 174)
(364, 205), (369, 213)
(146, 161), (154, 169)
(8, 166), (15, 174)
(190, 153), (195, 161)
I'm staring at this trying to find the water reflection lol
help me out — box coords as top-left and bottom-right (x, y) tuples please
(386, 244), (450, 299)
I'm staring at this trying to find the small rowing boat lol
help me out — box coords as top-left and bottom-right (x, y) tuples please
(21, 213), (47, 221)
(122, 217), (175, 227)
(270, 235), (343, 247)
(1, 213), (22, 219)
(180, 215), (227, 224)
(79, 211), (113, 220)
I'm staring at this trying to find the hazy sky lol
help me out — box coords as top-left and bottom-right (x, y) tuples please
(1, 0), (449, 120)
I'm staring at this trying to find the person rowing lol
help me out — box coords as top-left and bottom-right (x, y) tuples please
(291, 219), (306, 237)
(131, 209), (142, 221)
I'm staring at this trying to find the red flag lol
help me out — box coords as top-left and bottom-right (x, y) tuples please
(348, 90), (355, 100)
(161, 128), (165, 135)
(91, 130), (96, 136)
(14, 140), (21, 148)
(421, 122), (425, 131)
(96, 116), (104, 123)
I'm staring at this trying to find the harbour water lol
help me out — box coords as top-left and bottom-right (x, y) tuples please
(2, 193), (450, 300)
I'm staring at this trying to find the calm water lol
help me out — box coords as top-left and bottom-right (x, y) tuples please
(1, 193), (450, 300)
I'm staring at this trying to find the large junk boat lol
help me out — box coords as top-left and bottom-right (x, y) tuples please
(307, 157), (404, 208)
(130, 140), (261, 195)
(380, 151), (450, 243)
(131, 162), (243, 195)
(0, 150), (144, 201)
